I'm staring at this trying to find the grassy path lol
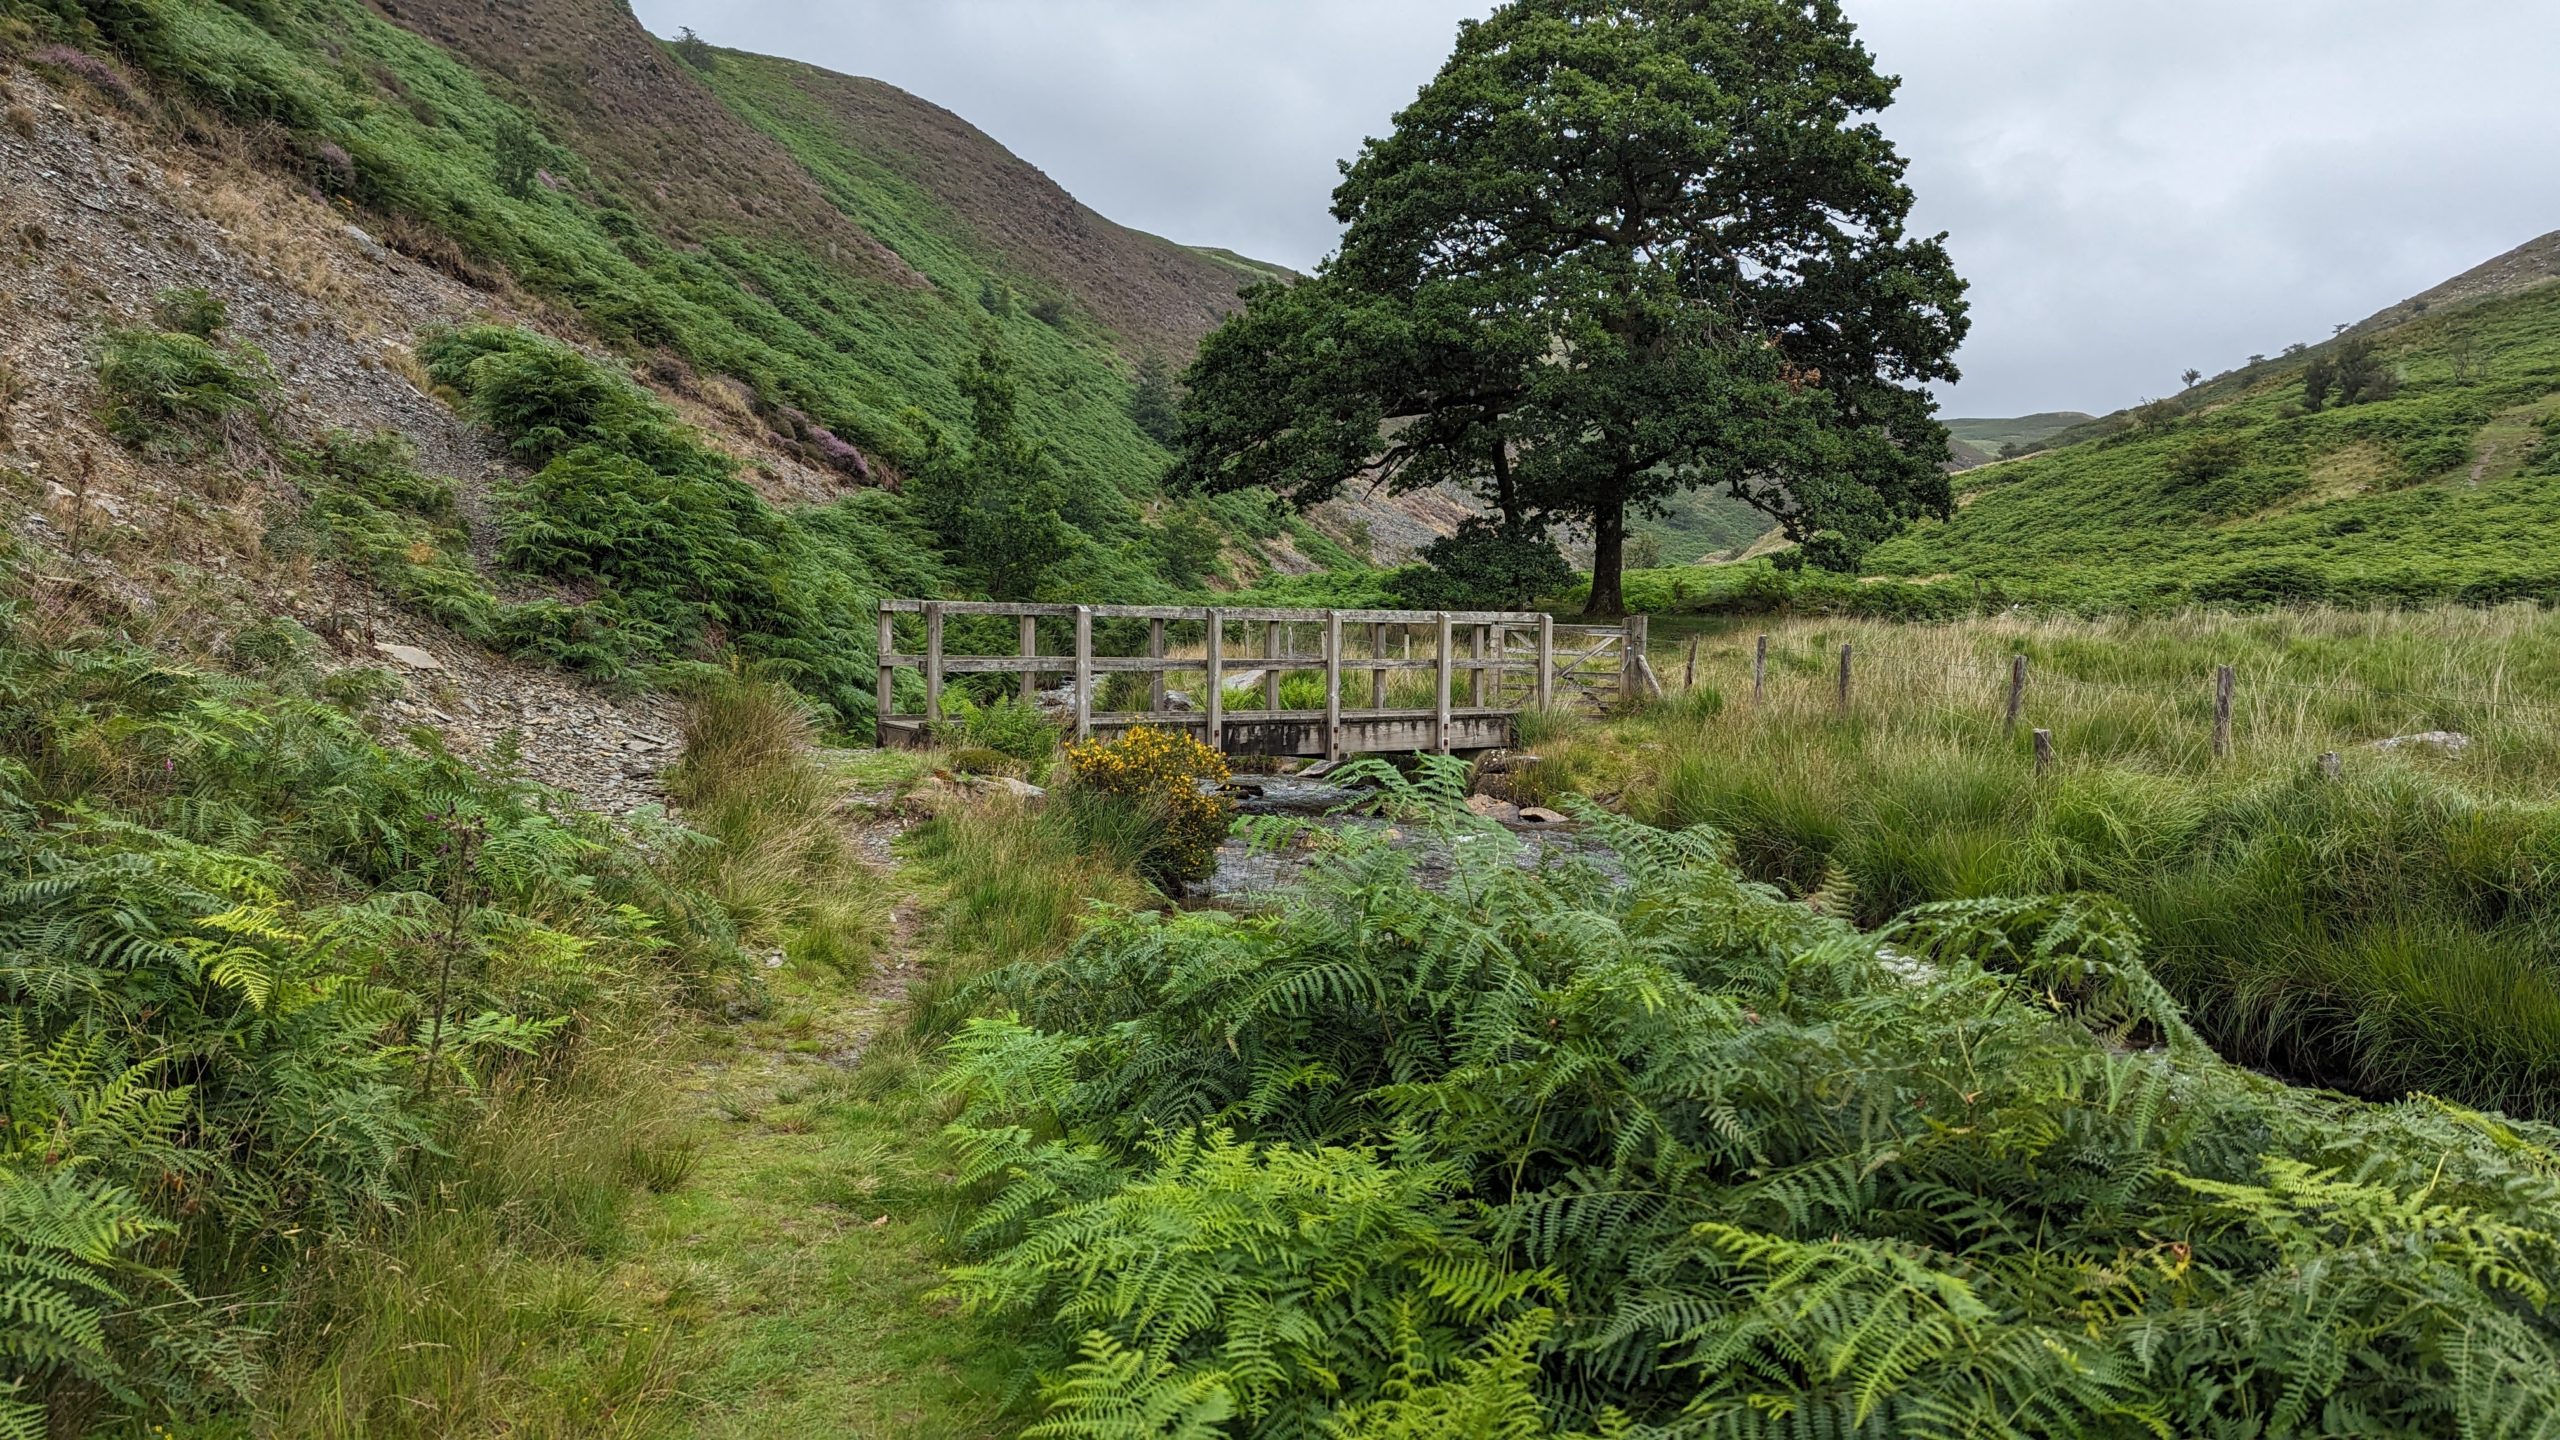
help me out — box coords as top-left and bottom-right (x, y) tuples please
(620, 773), (1027, 1438)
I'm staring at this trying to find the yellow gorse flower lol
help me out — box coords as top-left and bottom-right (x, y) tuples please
(1065, 726), (1234, 882)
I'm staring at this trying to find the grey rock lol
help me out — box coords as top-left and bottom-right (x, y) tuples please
(373, 642), (443, 671)
(2370, 731), (2471, 755)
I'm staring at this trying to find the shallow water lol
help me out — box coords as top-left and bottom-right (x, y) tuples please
(1195, 774), (1619, 904)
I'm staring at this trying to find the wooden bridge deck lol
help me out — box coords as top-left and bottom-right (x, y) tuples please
(874, 600), (1658, 758)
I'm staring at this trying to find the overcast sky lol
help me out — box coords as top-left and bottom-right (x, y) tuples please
(630, 0), (2560, 419)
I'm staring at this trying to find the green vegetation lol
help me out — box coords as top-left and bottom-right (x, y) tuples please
(418, 325), (942, 725)
(1868, 281), (2560, 609)
(95, 326), (272, 456)
(1536, 608), (2560, 1121)
(0, 600), (748, 1435)
(933, 781), (2560, 1436)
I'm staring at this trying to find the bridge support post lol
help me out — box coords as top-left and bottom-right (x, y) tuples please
(1434, 612), (1454, 755)
(1018, 613), (1039, 703)
(1149, 618), (1168, 714)
(1324, 610), (1345, 761)
(924, 601), (945, 726)
(1264, 622), (1282, 713)
(1074, 606), (1094, 742)
(1470, 624), (1490, 706)
(1370, 623), (1388, 709)
(1205, 610), (1225, 753)
(874, 603), (895, 747)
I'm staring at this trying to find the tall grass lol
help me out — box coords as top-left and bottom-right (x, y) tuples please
(905, 794), (1154, 1037)
(1595, 605), (2560, 1116)
(663, 670), (888, 975)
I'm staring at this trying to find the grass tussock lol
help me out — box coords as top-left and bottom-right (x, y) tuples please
(906, 792), (1155, 1038)
(1581, 606), (2560, 1116)
(664, 670), (890, 976)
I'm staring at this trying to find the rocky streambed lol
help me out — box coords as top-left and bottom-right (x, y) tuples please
(1196, 768), (1619, 904)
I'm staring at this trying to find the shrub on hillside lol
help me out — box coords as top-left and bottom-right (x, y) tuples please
(151, 286), (228, 339)
(97, 328), (273, 455)
(1387, 519), (1576, 610)
(2168, 432), (2251, 487)
(1061, 726), (1231, 886)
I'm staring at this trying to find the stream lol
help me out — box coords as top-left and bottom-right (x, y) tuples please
(1195, 772), (1621, 904)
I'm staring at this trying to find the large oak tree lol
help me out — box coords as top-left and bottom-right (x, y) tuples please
(1173, 0), (1969, 616)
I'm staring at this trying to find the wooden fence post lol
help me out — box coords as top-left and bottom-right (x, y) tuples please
(1324, 611), (1345, 761)
(924, 601), (945, 726)
(1536, 615), (1555, 713)
(1837, 643), (1853, 712)
(2034, 728), (2055, 777)
(1470, 623), (1490, 706)
(1264, 621), (1282, 713)
(1018, 613), (1039, 703)
(2005, 654), (2027, 736)
(2213, 664), (2236, 759)
(1073, 605), (1094, 742)
(1684, 635), (1700, 692)
(1149, 618), (1168, 714)
(1753, 634), (1769, 706)
(1370, 622), (1389, 709)
(1205, 610), (1225, 754)
(1620, 615), (1649, 706)
(1434, 612), (1454, 754)
(874, 603), (895, 746)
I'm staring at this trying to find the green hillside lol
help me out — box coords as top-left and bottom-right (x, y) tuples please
(1943, 411), (2095, 469)
(1869, 271), (2560, 608)
(3, 0), (1304, 563)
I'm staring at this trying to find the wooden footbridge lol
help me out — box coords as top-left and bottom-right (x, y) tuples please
(874, 601), (1661, 758)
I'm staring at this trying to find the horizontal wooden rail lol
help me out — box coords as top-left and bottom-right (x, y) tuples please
(876, 599), (1552, 626)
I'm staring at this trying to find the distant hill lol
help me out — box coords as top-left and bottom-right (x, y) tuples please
(1944, 412), (2096, 470)
(1866, 232), (2560, 608)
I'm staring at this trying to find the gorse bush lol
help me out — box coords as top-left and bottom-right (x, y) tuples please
(1060, 726), (1231, 886)
(96, 327), (272, 456)
(0, 605), (744, 1432)
(940, 800), (2560, 1438)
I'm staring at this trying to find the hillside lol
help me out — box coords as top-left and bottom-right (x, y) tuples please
(1867, 240), (2560, 608)
(1943, 411), (2094, 469)
(0, 0), (1383, 744)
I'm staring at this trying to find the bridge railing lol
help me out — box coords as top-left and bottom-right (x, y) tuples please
(873, 600), (1658, 759)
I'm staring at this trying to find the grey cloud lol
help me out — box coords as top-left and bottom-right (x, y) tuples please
(631, 0), (2560, 418)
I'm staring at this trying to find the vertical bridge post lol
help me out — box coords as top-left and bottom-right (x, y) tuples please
(1018, 614), (1039, 703)
(874, 603), (895, 746)
(924, 601), (945, 725)
(1073, 606), (1094, 741)
(1434, 612), (1455, 754)
(1205, 610), (1224, 753)
(1324, 610), (1345, 761)
(1264, 621), (1282, 713)
(1370, 622), (1389, 709)
(1148, 618), (1168, 714)
(1536, 615), (1554, 713)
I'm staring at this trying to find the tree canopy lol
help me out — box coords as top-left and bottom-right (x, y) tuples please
(1172, 0), (1968, 614)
